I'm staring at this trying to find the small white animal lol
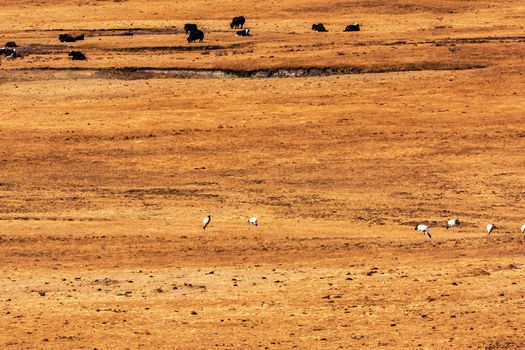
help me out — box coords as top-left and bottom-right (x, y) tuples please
(486, 223), (495, 234)
(248, 216), (258, 226)
(446, 219), (460, 229)
(202, 215), (211, 230)
(415, 224), (431, 239)
(520, 224), (525, 234)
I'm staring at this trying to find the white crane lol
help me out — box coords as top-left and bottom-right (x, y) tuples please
(446, 219), (460, 229)
(520, 224), (525, 234)
(202, 215), (211, 230)
(248, 216), (258, 226)
(415, 224), (431, 239)
(486, 223), (495, 234)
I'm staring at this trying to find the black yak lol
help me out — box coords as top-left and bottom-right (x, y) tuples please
(0, 48), (17, 57)
(187, 29), (204, 43)
(312, 23), (328, 32)
(184, 23), (198, 34)
(68, 51), (86, 60)
(236, 29), (250, 36)
(344, 23), (360, 32)
(59, 34), (85, 42)
(230, 16), (245, 29)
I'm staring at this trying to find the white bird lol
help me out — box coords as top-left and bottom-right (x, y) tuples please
(415, 224), (431, 239)
(248, 216), (258, 226)
(520, 224), (525, 234)
(446, 219), (460, 229)
(487, 223), (495, 234)
(202, 215), (211, 230)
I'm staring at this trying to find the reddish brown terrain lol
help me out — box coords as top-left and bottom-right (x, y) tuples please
(1, 0), (525, 349)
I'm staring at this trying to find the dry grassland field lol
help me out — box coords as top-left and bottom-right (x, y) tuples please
(1, 0), (525, 349)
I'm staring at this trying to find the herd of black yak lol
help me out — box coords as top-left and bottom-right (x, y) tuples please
(0, 17), (360, 61)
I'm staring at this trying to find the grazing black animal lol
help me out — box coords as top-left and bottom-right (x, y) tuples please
(236, 29), (250, 36)
(68, 51), (86, 60)
(187, 29), (204, 43)
(5, 41), (17, 48)
(59, 34), (75, 42)
(344, 23), (360, 32)
(59, 34), (85, 42)
(312, 23), (328, 32)
(230, 16), (245, 29)
(0, 48), (17, 57)
(184, 23), (198, 34)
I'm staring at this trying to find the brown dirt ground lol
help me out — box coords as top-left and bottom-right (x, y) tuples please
(1, 0), (525, 349)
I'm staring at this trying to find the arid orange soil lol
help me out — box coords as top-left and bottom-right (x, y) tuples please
(1, 0), (525, 349)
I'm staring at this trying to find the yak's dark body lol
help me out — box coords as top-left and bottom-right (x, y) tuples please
(230, 16), (245, 29)
(236, 29), (250, 36)
(184, 23), (198, 34)
(0, 47), (17, 57)
(312, 23), (328, 32)
(344, 23), (360, 32)
(68, 51), (86, 60)
(59, 34), (85, 42)
(187, 30), (204, 43)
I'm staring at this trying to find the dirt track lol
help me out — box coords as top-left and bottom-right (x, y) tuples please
(1, 0), (525, 349)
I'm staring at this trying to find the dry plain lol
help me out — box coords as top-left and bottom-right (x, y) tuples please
(1, 0), (525, 349)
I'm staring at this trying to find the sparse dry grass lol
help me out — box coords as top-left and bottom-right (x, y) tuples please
(1, 0), (525, 349)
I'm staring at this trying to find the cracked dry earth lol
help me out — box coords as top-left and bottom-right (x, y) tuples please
(1, 0), (525, 349)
